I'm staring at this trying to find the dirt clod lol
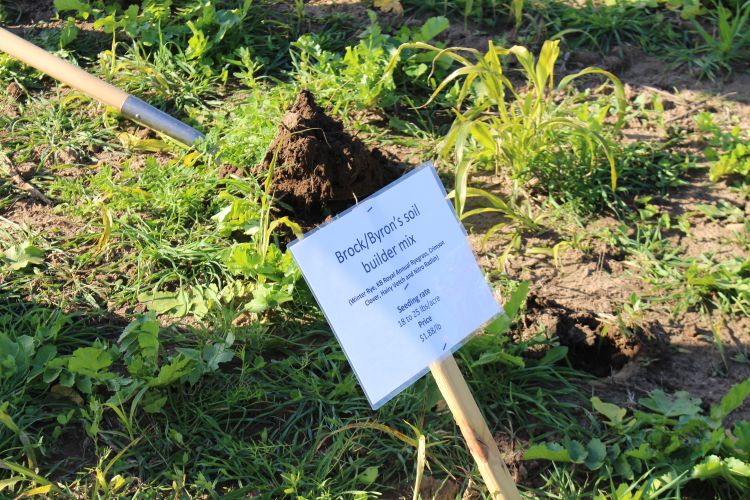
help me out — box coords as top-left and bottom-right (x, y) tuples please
(218, 163), (245, 179)
(15, 162), (37, 180)
(57, 148), (79, 165)
(6, 82), (24, 102)
(257, 90), (401, 225)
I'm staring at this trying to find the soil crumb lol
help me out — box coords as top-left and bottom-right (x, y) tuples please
(257, 90), (401, 225)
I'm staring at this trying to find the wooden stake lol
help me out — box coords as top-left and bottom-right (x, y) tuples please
(429, 354), (521, 500)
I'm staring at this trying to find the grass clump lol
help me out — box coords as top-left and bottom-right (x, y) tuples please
(386, 38), (625, 216)
(603, 208), (750, 316)
(2, 94), (114, 168)
(675, 0), (750, 79)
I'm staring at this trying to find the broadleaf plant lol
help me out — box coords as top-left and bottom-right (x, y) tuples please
(523, 379), (750, 495)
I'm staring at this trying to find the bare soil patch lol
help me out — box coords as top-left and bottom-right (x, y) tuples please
(2, 199), (83, 239)
(522, 293), (644, 377)
(3, 0), (55, 24)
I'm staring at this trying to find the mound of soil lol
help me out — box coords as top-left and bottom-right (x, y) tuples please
(257, 90), (401, 226)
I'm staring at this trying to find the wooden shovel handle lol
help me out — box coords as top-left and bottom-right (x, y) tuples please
(0, 26), (128, 111)
(0, 26), (204, 145)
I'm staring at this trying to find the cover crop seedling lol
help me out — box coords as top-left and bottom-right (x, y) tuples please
(1, 1), (749, 497)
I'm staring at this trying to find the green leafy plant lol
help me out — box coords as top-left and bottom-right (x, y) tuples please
(2, 241), (44, 271)
(2, 311), (233, 414)
(689, 1), (750, 78)
(661, 0), (707, 18)
(710, 142), (750, 182)
(667, 254), (750, 314)
(524, 379), (750, 496)
(697, 112), (750, 183)
(292, 13), (452, 113)
(55, 0), (293, 76)
(386, 39), (625, 215)
(212, 149), (302, 320)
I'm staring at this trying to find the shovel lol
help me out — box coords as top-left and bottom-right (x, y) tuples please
(0, 26), (203, 146)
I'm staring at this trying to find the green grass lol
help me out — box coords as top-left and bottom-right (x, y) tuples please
(385, 38), (625, 220)
(1, 0), (749, 497)
(401, 0), (750, 79)
(1, 94), (114, 168)
(0, 288), (599, 497)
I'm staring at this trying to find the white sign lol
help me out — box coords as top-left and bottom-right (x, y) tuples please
(289, 163), (502, 409)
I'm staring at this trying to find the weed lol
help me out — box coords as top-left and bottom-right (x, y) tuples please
(107, 42), (220, 116)
(524, 379), (750, 496)
(549, 0), (675, 54)
(214, 83), (292, 167)
(687, 1), (750, 79)
(663, 0), (707, 19)
(292, 13), (452, 114)
(709, 320), (729, 374)
(212, 149), (303, 322)
(0, 302), (234, 489)
(665, 254), (750, 315)
(458, 187), (545, 267)
(403, 0), (521, 29)
(2, 240), (44, 272)
(601, 139), (694, 214)
(710, 142), (750, 183)
(4, 93), (114, 168)
(56, 0), (293, 76)
(386, 39), (625, 216)
(606, 210), (750, 316)
(697, 112), (750, 184)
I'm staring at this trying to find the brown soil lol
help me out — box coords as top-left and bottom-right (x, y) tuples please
(522, 293), (646, 377)
(2, 200), (83, 239)
(3, 0), (55, 24)
(466, 169), (750, 425)
(6, 82), (24, 101)
(218, 162), (243, 179)
(257, 90), (402, 225)
(0, 90), (21, 122)
(419, 475), (461, 500)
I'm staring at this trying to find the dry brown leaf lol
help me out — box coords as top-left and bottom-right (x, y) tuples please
(374, 0), (404, 14)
